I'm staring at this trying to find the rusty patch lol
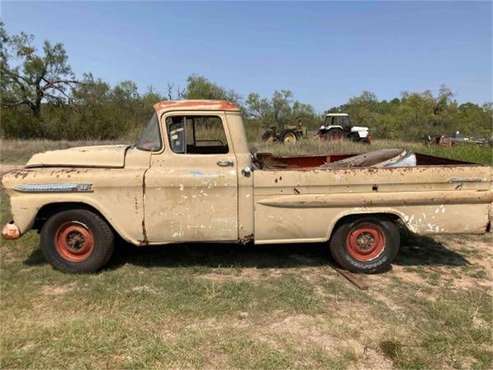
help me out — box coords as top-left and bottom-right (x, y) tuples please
(255, 153), (354, 170)
(140, 168), (149, 245)
(153, 100), (240, 113)
(2, 222), (20, 240)
(255, 151), (475, 171)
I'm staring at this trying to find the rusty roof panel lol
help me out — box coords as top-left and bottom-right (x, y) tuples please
(153, 100), (240, 113)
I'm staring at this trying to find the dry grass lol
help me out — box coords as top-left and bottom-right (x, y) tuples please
(0, 139), (127, 164)
(254, 137), (493, 165)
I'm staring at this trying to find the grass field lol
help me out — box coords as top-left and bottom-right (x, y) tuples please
(1, 198), (492, 368)
(0, 137), (492, 368)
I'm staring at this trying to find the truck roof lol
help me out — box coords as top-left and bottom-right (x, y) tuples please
(153, 100), (240, 113)
(326, 113), (349, 117)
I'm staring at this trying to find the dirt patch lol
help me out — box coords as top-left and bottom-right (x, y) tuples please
(348, 347), (394, 370)
(41, 282), (77, 296)
(130, 285), (158, 294)
(267, 314), (338, 349)
(200, 268), (266, 282)
(384, 265), (429, 285)
(0, 248), (21, 263)
(264, 314), (394, 369)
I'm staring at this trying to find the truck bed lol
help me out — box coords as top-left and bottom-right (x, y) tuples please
(254, 150), (474, 170)
(252, 150), (491, 243)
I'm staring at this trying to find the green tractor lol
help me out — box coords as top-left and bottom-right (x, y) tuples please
(261, 121), (307, 144)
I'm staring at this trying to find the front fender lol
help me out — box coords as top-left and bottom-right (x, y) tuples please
(8, 193), (144, 245)
(2, 165), (148, 245)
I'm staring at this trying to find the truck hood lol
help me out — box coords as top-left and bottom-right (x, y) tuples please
(25, 145), (130, 168)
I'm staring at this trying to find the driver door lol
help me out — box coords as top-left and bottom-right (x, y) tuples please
(143, 112), (238, 243)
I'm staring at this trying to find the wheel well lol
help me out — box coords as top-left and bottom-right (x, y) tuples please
(33, 202), (109, 231)
(330, 213), (404, 240)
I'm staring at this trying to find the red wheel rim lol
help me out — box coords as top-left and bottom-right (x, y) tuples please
(346, 223), (385, 262)
(55, 222), (95, 262)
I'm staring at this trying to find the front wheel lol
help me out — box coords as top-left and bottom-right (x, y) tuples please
(329, 216), (400, 273)
(40, 209), (114, 273)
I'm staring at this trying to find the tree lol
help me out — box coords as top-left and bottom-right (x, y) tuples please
(111, 81), (139, 103)
(245, 90), (317, 129)
(184, 74), (240, 102)
(165, 83), (184, 100)
(0, 22), (77, 117)
(434, 85), (454, 115)
(271, 90), (293, 127)
(71, 73), (110, 105)
(245, 92), (272, 120)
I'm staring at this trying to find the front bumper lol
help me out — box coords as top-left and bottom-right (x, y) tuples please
(2, 221), (21, 240)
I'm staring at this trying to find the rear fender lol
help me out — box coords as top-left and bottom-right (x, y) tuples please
(327, 209), (407, 240)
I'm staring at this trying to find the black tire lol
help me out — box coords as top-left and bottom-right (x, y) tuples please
(348, 132), (360, 142)
(326, 128), (344, 141)
(329, 216), (400, 273)
(40, 209), (114, 273)
(261, 130), (275, 142)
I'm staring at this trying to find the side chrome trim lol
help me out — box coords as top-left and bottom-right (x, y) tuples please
(257, 190), (493, 208)
(14, 183), (93, 193)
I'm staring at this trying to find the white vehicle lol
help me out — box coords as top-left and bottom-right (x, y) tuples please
(318, 113), (371, 143)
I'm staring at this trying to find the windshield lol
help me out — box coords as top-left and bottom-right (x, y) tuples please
(136, 113), (162, 151)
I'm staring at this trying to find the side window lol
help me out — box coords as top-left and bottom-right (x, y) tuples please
(166, 115), (229, 154)
(136, 113), (162, 151)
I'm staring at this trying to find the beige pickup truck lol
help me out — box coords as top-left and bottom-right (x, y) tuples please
(2, 100), (492, 273)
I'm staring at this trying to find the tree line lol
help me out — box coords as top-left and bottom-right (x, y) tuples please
(1, 24), (491, 141)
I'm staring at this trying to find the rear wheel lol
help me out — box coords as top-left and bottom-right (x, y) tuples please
(329, 216), (399, 273)
(282, 131), (298, 144)
(40, 209), (114, 273)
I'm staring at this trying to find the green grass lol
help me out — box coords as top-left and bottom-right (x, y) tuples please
(1, 190), (492, 369)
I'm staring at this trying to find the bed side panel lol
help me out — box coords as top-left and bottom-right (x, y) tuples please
(253, 165), (492, 243)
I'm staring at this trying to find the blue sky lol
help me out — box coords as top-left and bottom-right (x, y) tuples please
(2, 1), (492, 112)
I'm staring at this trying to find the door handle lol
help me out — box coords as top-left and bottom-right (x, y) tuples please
(217, 160), (234, 167)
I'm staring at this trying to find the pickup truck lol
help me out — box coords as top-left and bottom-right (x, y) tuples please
(2, 100), (492, 273)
